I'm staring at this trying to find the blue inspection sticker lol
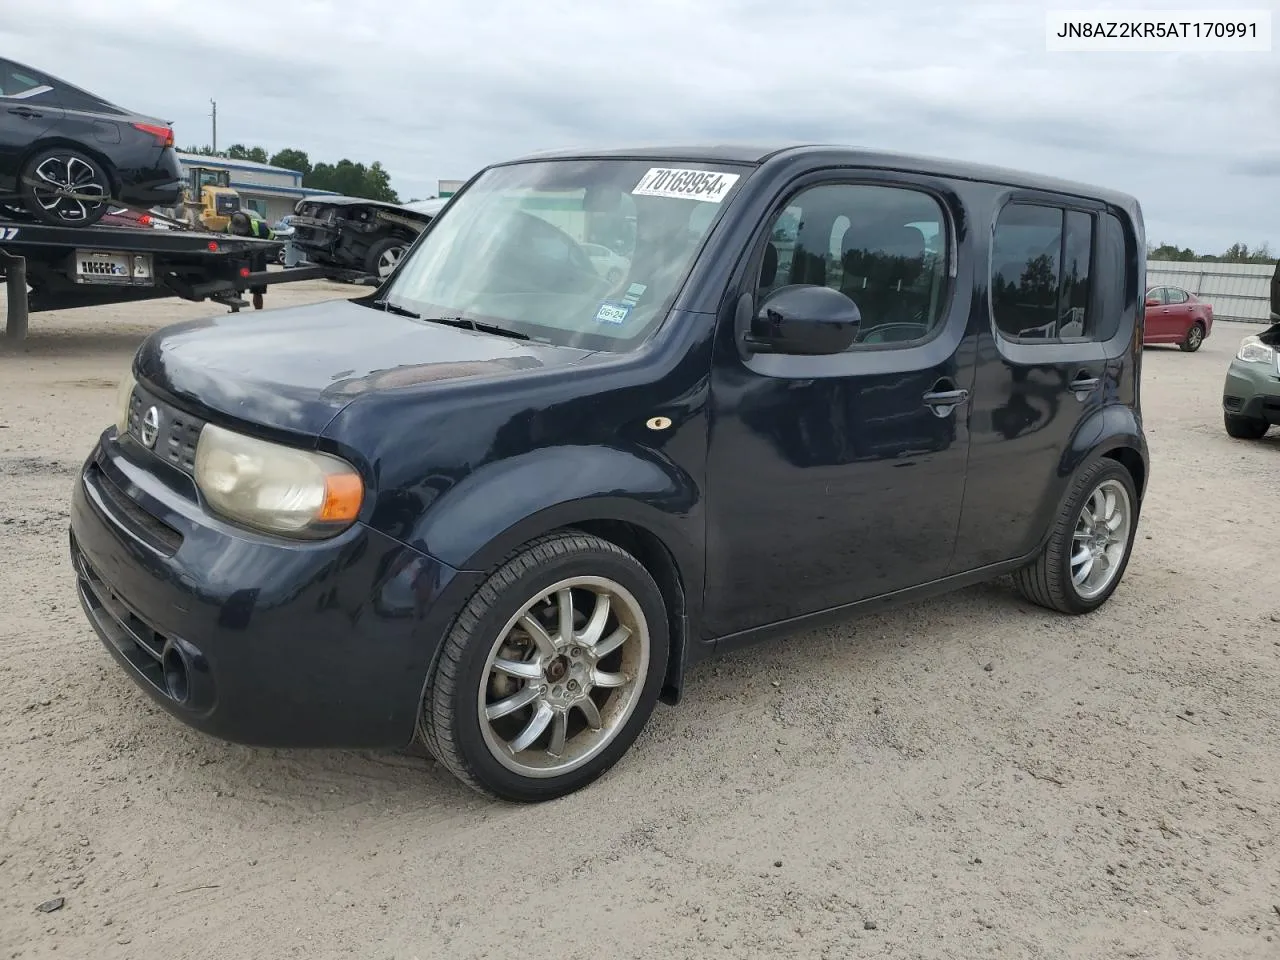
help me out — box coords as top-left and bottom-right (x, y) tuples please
(594, 300), (632, 325)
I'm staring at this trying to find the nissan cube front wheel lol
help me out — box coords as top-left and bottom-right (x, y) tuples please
(418, 531), (669, 802)
(1014, 458), (1140, 615)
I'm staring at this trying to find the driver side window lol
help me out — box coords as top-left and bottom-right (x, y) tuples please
(756, 183), (950, 346)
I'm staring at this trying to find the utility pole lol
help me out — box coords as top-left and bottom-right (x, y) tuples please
(210, 99), (217, 154)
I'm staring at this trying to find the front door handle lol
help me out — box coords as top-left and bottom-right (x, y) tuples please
(7, 107), (41, 119)
(923, 385), (969, 417)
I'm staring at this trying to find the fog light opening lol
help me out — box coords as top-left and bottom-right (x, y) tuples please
(162, 644), (190, 704)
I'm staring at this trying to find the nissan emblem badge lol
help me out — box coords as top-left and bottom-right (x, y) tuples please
(140, 406), (160, 448)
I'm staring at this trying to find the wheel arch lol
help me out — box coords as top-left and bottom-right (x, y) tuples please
(1061, 402), (1148, 502)
(416, 460), (701, 708)
(562, 518), (690, 706)
(18, 137), (122, 197)
(450, 502), (698, 708)
(1099, 445), (1146, 502)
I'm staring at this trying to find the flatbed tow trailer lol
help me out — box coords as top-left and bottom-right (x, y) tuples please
(0, 219), (372, 342)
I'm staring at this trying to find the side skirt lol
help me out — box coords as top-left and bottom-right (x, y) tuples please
(690, 552), (1039, 665)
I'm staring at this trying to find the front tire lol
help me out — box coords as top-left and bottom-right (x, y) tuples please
(364, 236), (407, 279)
(1014, 458), (1139, 614)
(20, 147), (112, 227)
(1224, 413), (1269, 439)
(1179, 321), (1205, 352)
(418, 532), (669, 802)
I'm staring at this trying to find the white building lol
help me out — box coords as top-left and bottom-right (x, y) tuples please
(1145, 259), (1276, 323)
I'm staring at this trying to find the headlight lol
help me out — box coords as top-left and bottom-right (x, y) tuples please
(114, 367), (137, 436)
(193, 423), (364, 538)
(1237, 336), (1275, 364)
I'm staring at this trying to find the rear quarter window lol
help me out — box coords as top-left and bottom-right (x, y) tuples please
(991, 201), (1129, 344)
(0, 63), (55, 100)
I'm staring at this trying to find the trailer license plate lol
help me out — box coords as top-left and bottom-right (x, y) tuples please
(74, 250), (154, 285)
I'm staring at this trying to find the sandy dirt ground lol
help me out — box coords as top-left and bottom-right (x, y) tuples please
(1, 287), (1278, 960)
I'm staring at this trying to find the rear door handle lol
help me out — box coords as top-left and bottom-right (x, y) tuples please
(922, 386), (969, 417)
(7, 107), (41, 118)
(1069, 373), (1100, 399)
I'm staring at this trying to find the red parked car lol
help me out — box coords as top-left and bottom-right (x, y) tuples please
(1143, 285), (1212, 352)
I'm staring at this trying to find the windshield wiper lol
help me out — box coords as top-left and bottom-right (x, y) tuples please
(373, 298), (421, 319)
(427, 315), (530, 341)
(374, 301), (529, 341)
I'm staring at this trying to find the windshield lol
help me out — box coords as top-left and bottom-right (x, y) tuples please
(381, 158), (750, 351)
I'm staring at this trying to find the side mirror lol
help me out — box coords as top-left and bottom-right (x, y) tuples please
(744, 284), (861, 355)
(1144, 297), (1160, 308)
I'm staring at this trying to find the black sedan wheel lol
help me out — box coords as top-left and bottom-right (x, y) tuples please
(20, 148), (112, 227)
(418, 531), (669, 802)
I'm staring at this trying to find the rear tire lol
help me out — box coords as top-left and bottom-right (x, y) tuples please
(1224, 413), (1269, 439)
(1013, 458), (1139, 615)
(418, 531), (669, 802)
(1179, 321), (1205, 352)
(19, 147), (112, 227)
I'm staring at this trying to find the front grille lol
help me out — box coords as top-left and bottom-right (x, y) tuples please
(126, 387), (204, 475)
(88, 462), (183, 556)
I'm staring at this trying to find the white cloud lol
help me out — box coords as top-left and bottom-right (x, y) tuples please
(4, 0), (1276, 252)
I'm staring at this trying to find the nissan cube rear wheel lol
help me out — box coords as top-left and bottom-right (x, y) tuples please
(418, 531), (668, 802)
(1014, 458), (1139, 614)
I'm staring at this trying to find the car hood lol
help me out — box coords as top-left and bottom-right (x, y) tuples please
(133, 298), (596, 439)
(298, 195), (416, 213)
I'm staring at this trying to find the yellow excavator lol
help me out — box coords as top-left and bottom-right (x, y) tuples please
(181, 166), (242, 231)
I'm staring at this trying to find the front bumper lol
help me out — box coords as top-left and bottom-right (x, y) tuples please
(1223, 359), (1280, 424)
(289, 216), (342, 252)
(69, 430), (483, 749)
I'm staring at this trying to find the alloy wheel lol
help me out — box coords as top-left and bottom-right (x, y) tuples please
(1070, 478), (1132, 600)
(30, 154), (108, 223)
(477, 575), (650, 778)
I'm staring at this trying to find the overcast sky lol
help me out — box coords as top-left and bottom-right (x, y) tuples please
(4, 0), (1277, 253)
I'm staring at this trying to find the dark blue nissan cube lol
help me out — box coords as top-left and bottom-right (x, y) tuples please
(69, 144), (1150, 802)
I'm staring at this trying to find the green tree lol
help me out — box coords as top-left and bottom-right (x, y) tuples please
(304, 158), (399, 202)
(1221, 241), (1274, 263)
(181, 141), (402, 201)
(268, 148), (312, 176)
(225, 143), (268, 163)
(1147, 241), (1276, 264)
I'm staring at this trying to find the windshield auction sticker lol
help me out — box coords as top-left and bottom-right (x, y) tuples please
(594, 301), (633, 325)
(632, 167), (741, 203)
